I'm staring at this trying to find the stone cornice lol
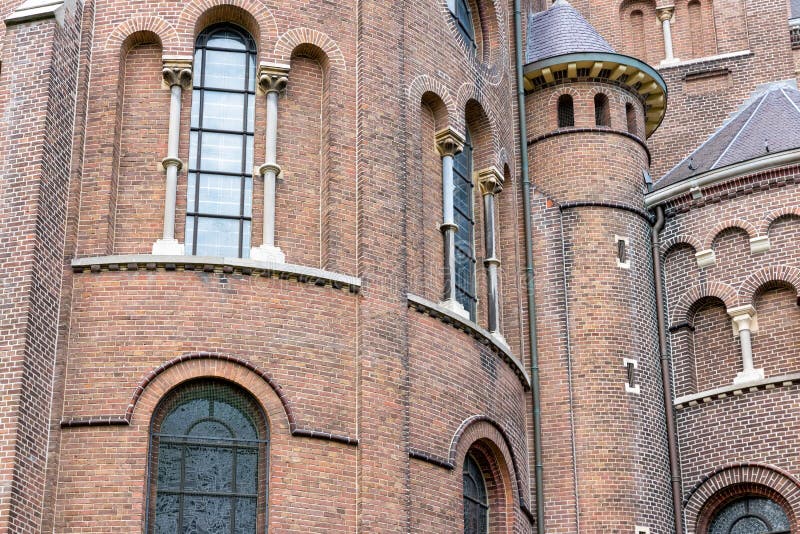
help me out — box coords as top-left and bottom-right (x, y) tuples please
(406, 293), (531, 390)
(675, 373), (800, 410)
(71, 255), (361, 293)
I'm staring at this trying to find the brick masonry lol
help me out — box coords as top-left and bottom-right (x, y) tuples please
(0, 0), (797, 532)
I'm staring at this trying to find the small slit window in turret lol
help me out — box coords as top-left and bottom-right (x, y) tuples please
(615, 235), (630, 269)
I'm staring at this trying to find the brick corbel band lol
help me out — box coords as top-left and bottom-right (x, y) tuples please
(59, 353), (359, 446)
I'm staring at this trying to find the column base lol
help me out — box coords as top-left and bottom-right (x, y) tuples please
(438, 298), (470, 320)
(659, 58), (681, 66)
(491, 331), (509, 349)
(733, 368), (765, 386)
(250, 244), (285, 264)
(152, 238), (184, 255)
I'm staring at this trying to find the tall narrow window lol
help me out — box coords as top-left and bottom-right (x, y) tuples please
(557, 94), (574, 128)
(708, 497), (790, 534)
(453, 129), (477, 320)
(626, 103), (638, 135)
(594, 93), (610, 127)
(688, 1), (704, 58)
(463, 453), (489, 534)
(453, 0), (476, 49)
(147, 380), (269, 533)
(630, 10), (646, 60)
(186, 24), (256, 258)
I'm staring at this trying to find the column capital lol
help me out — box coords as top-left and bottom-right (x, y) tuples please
(162, 57), (192, 89)
(656, 5), (675, 21)
(727, 305), (756, 322)
(258, 62), (290, 94)
(435, 127), (466, 157)
(476, 166), (504, 196)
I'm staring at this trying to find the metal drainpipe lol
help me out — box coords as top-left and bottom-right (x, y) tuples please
(651, 205), (684, 534)
(513, 1), (545, 532)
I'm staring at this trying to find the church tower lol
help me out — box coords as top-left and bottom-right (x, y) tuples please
(523, 1), (674, 531)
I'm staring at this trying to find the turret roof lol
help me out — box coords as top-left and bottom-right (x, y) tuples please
(656, 83), (800, 190)
(526, 0), (615, 64)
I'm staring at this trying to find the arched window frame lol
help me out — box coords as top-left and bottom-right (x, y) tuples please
(453, 129), (477, 320)
(557, 94), (575, 128)
(463, 452), (489, 534)
(594, 93), (611, 127)
(186, 23), (257, 258)
(145, 379), (270, 533)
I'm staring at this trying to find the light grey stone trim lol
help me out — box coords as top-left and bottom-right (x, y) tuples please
(674, 373), (800, 409)
(5, 0), (64, 26)
(407, 293), (531, 390)
(71, 255), (361, 293)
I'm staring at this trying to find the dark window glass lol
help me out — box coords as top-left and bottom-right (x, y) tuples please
(187, 24), (256, 258)
(454, 0), (476, 49)
(147, 380), (269, 534)
(626, 103), (637, 135)
(709, 497), (790, 534)
(594, 93), (610, 127)
(557, 95), (574, 128)
(453, 129), (477, 320)
(463, 453), (488, 534)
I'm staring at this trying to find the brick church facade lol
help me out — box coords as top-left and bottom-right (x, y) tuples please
(0, 0), (798, 531)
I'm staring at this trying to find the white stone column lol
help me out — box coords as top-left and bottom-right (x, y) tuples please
(251, 63), (290, 264)
(657, 6), (678, 64)
(153, 58), (192, 255)
(435, 127), (468, 319)
(476, 167), (504, 339)
(728, 305), (764, 385)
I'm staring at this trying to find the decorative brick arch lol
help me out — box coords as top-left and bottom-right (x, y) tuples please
(684, 463), (800, 534)
(760, 206), (800, 235)
(738, 265), (800, 305)
(702, 218), (758, 251)
(273, 28), (346, 71)
(548, 87), (580, 131)
(449, 415), (528, 514)
(128, 353), (293, 438)
(669, 281), (739, 326)
(172, 0), (278, 57)
(407, 74), (457, 131)
(661, 234), (702, 256)
(105, 16), (178, 55)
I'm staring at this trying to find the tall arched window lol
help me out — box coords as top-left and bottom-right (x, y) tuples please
(453, 0), (476, 49)
(463, 453), (489, 534)
(557, 94), (574, 128)
(147, 380), (269, 533)
(708, 497), (790, 534)
(454, 129), (477, 320)
(594, 93), (611, 127)
(186, 24), (256, 258)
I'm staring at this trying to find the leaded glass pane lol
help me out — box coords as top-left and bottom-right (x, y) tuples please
(148, 381), (268, 534)
(454, 0), (475, 48)
(709, 497), (791, 534)
(463, 453), (488, 534)
(453, 130), (476, 319)
(186, 23), (255, 259)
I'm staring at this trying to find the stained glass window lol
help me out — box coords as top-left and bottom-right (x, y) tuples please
(147, 380), (269, 533)
(453, 129), (477, 320)
(463, 453), (489, 534)
(186, 24), (256, 258)
(708, 497), (790, 534)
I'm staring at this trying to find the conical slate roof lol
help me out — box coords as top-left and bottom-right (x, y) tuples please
(526, 0), (615, 64)
(656, 83), (800, 189)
